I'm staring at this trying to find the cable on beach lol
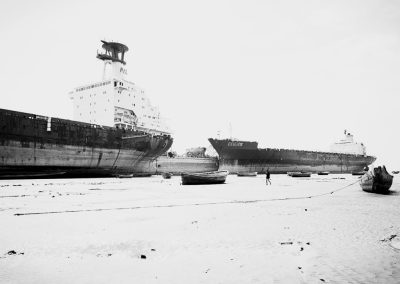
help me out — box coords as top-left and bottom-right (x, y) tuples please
(13, 180), (360, 216)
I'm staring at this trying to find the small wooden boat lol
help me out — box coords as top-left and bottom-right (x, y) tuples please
(117, 173), (152, 178)
(133, 173), (152, 177)
(352, 171), (366, 176)
(162, 172), (172, 179)
(181, 170), (229, 185)
(392, 170), (399, 175)
(237, 171), (257, 177)
(288, 172), (311, 177)
(359, 165), (393, 194)
(317, 171), (330, 175)
(116, 174), (134, 178)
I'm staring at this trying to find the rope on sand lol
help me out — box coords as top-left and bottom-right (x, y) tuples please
(14, 180), (360, 216)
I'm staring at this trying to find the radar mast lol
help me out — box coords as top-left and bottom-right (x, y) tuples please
(97, 40), (129, 80)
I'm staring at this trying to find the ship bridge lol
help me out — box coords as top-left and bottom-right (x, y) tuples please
(69, 40), (171, 136)
(330, 130), (366, 155)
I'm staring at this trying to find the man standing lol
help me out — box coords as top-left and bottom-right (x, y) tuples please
(266, 169), (271, 185)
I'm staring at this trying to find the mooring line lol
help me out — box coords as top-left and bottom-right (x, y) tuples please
(13, 180), (360, 216)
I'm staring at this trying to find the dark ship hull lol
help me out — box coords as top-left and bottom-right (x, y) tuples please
(0, 109), (173, 179)
(209, 138), (376, 174)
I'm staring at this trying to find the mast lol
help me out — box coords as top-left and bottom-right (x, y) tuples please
(96, 40), (129, 81)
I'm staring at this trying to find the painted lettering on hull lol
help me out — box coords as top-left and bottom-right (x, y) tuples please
(227, 142), (243, 147)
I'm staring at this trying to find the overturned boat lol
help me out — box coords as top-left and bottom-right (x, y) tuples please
(181, 170), (229, 185)
(359, 166), (393, 194)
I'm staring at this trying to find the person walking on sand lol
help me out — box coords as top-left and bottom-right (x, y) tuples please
(266, 169), (271, 185)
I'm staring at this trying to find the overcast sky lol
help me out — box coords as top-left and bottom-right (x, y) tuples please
(0, 0), (399, 169)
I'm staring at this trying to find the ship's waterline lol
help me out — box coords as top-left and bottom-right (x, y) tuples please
(217, 161), (375, 174)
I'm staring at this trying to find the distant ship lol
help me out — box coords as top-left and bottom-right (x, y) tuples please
(209, 131), (376, 174)
(0, 41), (172, 178)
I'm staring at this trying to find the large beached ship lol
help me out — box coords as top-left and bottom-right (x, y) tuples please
(0, 41), (172, 178)
(209, 131), (376, 174)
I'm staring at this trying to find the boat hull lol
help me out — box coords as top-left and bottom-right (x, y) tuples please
(181, 171), (229, 185)
(155, 156), (218, 175)
(209, 138), (376, 174)
(360, 166), (393, 194)
(0, 108), (173, 179)
(162, 172), (172, 179)
(237, 172), (257, 177)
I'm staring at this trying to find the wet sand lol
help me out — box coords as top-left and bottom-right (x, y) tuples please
(0, 174), (399, 283)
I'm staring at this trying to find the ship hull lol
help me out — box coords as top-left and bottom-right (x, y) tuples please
(0, 109), (173, 179)
(209, 138), (376, 174)
(154, 156), (219, 175)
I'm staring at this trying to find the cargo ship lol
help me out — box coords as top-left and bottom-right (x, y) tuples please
(0, 41), (172, 179)
(209, 131), (376, 174)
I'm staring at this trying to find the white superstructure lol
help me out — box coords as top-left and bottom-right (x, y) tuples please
(330, 130), (366, 155)
(69, 41), (170, 135)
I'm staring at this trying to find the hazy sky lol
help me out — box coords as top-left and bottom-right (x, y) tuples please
(0, 0), (399, 169)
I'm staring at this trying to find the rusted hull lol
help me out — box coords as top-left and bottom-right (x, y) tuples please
(209, 138), (376, 174)
(0, 108), (173, 179)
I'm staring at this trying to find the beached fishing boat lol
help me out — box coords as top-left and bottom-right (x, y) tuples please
(352, 171), (366, 176)
(237, 172), (257, 177)
(116, 174), (134, 178)
(359, 166), (393, 194)
(392, 171), (399, 175)
(317, 171), (330, 175)
(288, 172), (311, 177)
(181, 170), (229, 185)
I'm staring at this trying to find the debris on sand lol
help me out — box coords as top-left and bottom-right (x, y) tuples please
(5, 250), (24, 256)
(280, 242), (293, 245)
(141, 254), (147, 259)
(380, 234), (400, 250)
(380, 234), (397, 242)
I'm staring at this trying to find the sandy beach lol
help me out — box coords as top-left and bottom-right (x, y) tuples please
(0, 174), (399, 283)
